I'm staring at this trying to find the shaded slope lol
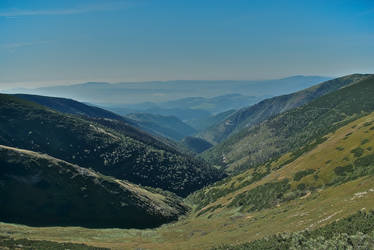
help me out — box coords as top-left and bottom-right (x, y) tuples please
(127, 113), (196, 141)
(0, 94), (224, 196)
(14, 94), (135, 125)
(181, 136), (213, 153)
(0, 145), (187, 228)
(200, 74), (371, 144)
(187, 109), (236, 132)
(202, 75), (374, 174)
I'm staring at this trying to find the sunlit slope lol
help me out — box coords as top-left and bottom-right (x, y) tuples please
(199, 74), (371, 145)
(0, 145), (187, 229)
(202, 75), (374, 174)
(190, 111), (374, 213)
(1, 113), (374, 248)
(0, 94), (223, 196)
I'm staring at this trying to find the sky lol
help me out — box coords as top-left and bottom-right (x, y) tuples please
(0, 0), (373, 89)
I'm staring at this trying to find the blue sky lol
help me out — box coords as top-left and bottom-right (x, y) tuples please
(0, 0), (373, 88)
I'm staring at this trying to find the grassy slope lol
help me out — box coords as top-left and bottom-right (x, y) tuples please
(0, 94), (223, 196)
(202, 75), (374, 174)
(199, 74), (371, 145)
(0, 145), (187, 229)
(1, 111), (374, 249)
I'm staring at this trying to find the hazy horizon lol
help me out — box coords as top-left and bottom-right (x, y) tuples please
(0, 74), (334, 91)
(1, 0), (373, 89)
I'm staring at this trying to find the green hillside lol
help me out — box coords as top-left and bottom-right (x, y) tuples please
(0, 94), (224, 196)
(199, 74), (371, 144)
(0, 145), (187, 229)
(202, 75), (374, 174)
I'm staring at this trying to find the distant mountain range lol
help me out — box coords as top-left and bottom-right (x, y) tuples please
(4, 76), (330, 106)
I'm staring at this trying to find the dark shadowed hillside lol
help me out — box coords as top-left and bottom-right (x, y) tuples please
(0, 145), (187, 229)
(126, 113), (196, 141)
(182, 136), (213, 153)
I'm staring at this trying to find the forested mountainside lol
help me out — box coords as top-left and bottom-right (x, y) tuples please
(0, 94), (224, 196)
(202, 75), (374, 174)
(0, 145), (187, 229)
(126, 112), (196, 141)
(199, 74), (371, 145)
(181, 136), (214, 153)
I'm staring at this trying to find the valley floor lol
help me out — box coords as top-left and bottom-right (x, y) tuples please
(1, 175), (373, 249)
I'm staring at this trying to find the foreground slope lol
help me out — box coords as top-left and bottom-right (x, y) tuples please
(1, 107), (374, 249)
(203, 75), (374, 174)
(199, 74), (371, 144)
(0, 94), (223, 196)
(0, 145), (187, 228)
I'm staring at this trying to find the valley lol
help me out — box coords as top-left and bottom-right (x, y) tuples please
(1, 74), (374, 249)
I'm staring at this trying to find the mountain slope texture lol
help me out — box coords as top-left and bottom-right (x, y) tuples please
(202, 74), (374, 174)
(199, 74), (371, 144)
(0, 94), (223, 196)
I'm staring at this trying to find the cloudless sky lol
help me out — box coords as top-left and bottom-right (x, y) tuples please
(0, 0), (373, 88)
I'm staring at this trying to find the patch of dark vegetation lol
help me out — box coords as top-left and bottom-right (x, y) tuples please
(212, 210), (374, 250)
(334, 164), (354, 176)
(336, 146), (344, 151)
(228, 179), (294, 212)
(188, 165), (271, 211)
(0, 236), (108, 250)
(351, 147), (364, 158)
(362, 121), (373, 127)
(361, 138), (370, 145)
(293, 169), (316, 181)
(196, 204), (223, 216)
(329, 154), (374, 186)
